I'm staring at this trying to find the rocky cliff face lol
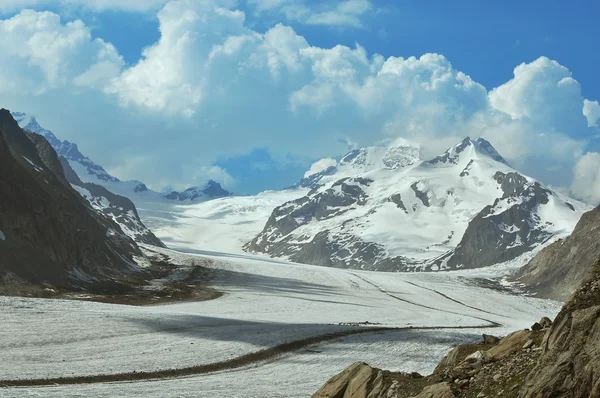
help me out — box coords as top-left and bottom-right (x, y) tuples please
(519, 259), (600, 397)
(0, 109), (144, 288)
(12, 112), (120, 183)
(515, 206), (600, 301)
(434, 172), (558, 270)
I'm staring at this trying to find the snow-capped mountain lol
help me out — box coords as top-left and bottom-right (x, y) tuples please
(246, 137), (589, 271)
(11, 112), (120, 184)
(12, 112), (230, 204)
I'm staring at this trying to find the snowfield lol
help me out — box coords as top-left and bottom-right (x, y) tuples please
(1, 248), (561, 398)
(136, 189), (308, 254)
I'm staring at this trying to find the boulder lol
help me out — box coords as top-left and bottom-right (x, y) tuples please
(410, 382), (455, 398)
(530, 322), (542, 332)
(487, 330), (531, 360)
(522, 340), (534, 350)
(464, 350), (493, 366)
(538, 316), (553, 329)
(313, 362), (386, 398)
(482, 334), (500, 345)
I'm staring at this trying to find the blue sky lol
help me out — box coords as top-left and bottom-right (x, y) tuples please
(1, 0), (599, 198)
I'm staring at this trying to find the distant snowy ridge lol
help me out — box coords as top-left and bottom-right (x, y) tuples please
(292, 137), (421, 189)
(12, 112), (120, 183)
(12, 111), (230, 204)
(246, 137), (589, 272)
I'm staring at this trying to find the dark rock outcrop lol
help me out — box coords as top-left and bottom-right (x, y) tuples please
(14, 113), (120, 183)
(0, 109), (144, 287)
(165, 180), (230, 202)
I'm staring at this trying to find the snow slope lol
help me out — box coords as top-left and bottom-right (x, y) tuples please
(1, 247), (561, 397)
(136, 189), (308, 253)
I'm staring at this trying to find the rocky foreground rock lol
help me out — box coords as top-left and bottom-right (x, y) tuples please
(314, 257), (600, 398)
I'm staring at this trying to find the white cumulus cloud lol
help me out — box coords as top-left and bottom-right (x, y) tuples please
(584, 99), (600, 128)
(571, 152), (600, 204)
(0, 2), (599, 198)
(247, 0), (374, 28)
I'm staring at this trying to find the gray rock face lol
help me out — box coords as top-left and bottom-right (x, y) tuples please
(245, 177), (392, 269)
(427, 137), (508, 167)
(0, 109), (144, 287)
(24, 129), (164, 247)
(433, 172), (558, 270)
(516, 205), (600, 301)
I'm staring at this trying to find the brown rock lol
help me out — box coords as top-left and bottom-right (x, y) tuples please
(482, 334), (500, 344)
(411, 382), (455, 398)
(313, 362), (386, 398)
(522, 340), (535, 350)
(464, 350), (493, 367)
(538, 316), (553, 329)
(515, 206), (600, 301)
(530, 322), (542, 332)
(519, 260), (600, 398)
(487, 330), (531, 359)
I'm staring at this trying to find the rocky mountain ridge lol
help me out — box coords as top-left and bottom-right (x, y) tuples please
(12, 112), (231, 203)
(0, 109), (147, 289)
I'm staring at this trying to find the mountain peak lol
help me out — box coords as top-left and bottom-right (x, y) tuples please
(426, 136), (508, 166)
(472, 137), (508, 165)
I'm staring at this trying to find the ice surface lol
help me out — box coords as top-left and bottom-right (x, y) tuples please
(1, 248), (562, 398)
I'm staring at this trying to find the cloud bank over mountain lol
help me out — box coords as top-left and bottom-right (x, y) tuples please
(0, 0), (598, 199)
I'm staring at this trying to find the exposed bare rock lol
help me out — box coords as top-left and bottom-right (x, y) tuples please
(538, 317), (553, 329)
(314, 252), (600, 398)
(312, 362), (387, 398)
(516, 205), (600, 301)
(410, 382), (455, 398)
(519, 259), (600, 398)
(487, 330), (532, 359)
(482, 334), (500, 345)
